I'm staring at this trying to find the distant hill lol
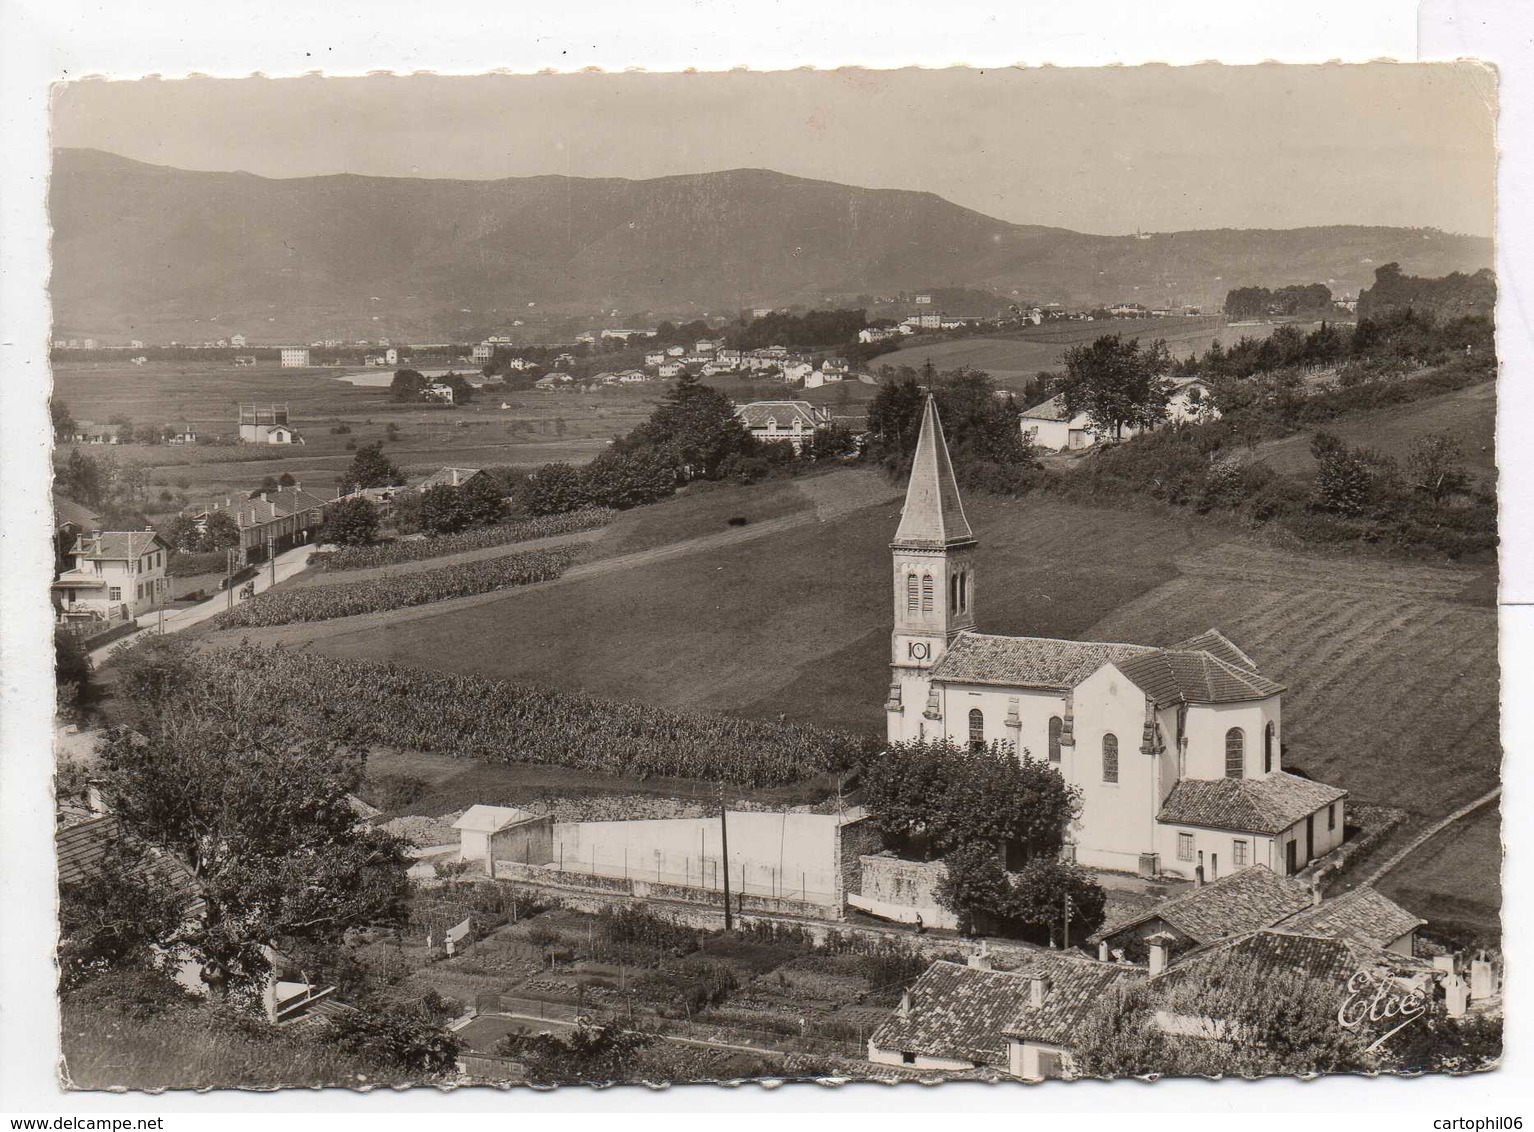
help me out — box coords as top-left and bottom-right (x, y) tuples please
(49, 148), (1494, 341)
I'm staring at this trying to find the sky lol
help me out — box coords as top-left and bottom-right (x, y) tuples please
(51, 63), (1498, 237)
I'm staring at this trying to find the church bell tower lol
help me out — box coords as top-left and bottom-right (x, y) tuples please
(886, 395), (977, 742)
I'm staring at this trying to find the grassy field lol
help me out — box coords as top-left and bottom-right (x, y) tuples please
(1374, 805), (1502, 944)
(1250, 378), (1497, 479)
(869, 316), (1321, 390)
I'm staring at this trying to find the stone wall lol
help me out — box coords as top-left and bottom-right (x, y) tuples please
(837, 817), (885, 898)
(847, 854), (958, 930)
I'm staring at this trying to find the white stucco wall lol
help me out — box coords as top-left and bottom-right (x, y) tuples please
(1064, 664), (1160, 871)
(1181, 698), (1281, 781)
(921, 684), (1066, 762)
(1154, 822), (1277, 882)
(867, 1043), (977, 1072)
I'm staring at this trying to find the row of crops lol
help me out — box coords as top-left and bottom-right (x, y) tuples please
(211, 545), (581, 628)
(188, 644), (876, 787)
(312, 509), (614, 572)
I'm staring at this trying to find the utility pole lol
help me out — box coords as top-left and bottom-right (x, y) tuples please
(268, 537), (277, 587)
(719, 784), (733, 933)
(225, 547), (235, 611)
(1063, 891), (1074, 951)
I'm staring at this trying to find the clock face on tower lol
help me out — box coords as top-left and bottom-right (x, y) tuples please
(907, 640), (932, 662)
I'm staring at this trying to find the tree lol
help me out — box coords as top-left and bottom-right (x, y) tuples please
(320, 498), (381, 547)
(59, 448), (115, 508)
(389, 369), (428, 403)
(201, 511), (242, 552)
(278, 471), (297, 488)
(52, 399), (77, 441)
(1008, 857), (1106, 945)
(439, 372), (475, 405)
(108, 414), (137, 446)
(626, 373), (753, 479)
(390, 489), (423, 535)
(341, 441), (404, 493)
(1405, 433), (1472, 505)
(867, 372), (928, 450)
(55, 627), (93, 716)
(518, 462), (589, 516)
(1058, 334), (1174, 439)
(1309, 431), (1399, 519)
(1074, 947), (1381, 1079)
(935, 842), (1017, 934)
(418, 485), (473, 535)
(458, 473), (507, 527)
(581, 448), (677, 509)
(503, 1017), (654, 1085)
(320, 1004), (462, 1077)
(95, 698), (410, 995)
(803, 422), (857, 461)
(58, 839), (192, 989)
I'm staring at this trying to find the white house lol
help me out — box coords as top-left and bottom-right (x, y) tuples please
(452, 805), (553, 871)
(658, 362), (685, 378)
(279, 347), (311, 368)
(238, 404), (301, 445)
(645, 350), (669, 366)
(1167, 377), (1220, 425)
(884, 397), (1348, 877)
(52, 530), (171, 626)
(472, 343), (494, 363)
(733, 400), (832, 453)
(782, 361), (814, 385)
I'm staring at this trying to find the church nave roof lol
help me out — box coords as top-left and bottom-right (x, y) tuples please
(928, 632), (1156, 690)
(1117, 647), (1284, 707)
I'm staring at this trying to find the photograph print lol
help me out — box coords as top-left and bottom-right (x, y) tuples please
(45, 62), (1501, 1090)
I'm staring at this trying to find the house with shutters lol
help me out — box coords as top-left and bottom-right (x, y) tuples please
(734, 400), (832, 454)
(884, 397), (1349, 879)
(52, 529), (171, 626)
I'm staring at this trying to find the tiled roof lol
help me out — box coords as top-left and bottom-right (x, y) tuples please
(201, 486), (330, 530)
(1160, 928), (1434, 990)
(929, 632), (1154, 690)
(1090, 866), (1313, 946)
(54, 494), (102, 532)
(1117, 648), (1284, 707)
(1174, 629), (1258, 672)
(1157, 773), (1347, 836)
(868, 962), (1032, 1067)
(1278, 886), (1425, 950)
(1020, 394), (1072, 422)
(66, 531), (167, 561)
(56, 814), (200, 903)
(893, 397), (974, 547)
(733, 401), (822, 429)
(1001, 953), (1144, 1046)
(414, 467), (485, 490)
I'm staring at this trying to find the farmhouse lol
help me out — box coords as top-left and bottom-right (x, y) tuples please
(885, 398), (1349, 877)
(52, 529), (171, 626)
(734, 400), (831, 453)
(413, 466), (495, 493)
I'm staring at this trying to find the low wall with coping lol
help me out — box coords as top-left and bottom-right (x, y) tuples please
(846, 854), (958, 930)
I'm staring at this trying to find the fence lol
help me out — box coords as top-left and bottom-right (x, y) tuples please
(541, 845), (841, 909)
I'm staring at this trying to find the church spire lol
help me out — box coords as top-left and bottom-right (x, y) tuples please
(893, 395), (974, 547)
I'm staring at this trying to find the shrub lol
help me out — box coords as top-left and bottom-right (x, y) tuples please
(634, 959), (738, 1016)
(211, 545), (579, 627)
(312, 509), (611, 572)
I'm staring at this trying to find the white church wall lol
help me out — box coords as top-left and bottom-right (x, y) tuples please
(1153, 822), (1276, 883)
(1067, 664), (1159, 872)
(1182, 698), (1279, 781)
(925, 684), (1066, 760)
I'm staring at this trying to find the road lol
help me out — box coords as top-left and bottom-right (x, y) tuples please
(1359, 786), (1502, 887)
(88, 542), (315, 667)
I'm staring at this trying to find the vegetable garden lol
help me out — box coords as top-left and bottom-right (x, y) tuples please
(170, 643), (875, 786)
(211, 545), (581, 628)
(312, 509), (612, 572)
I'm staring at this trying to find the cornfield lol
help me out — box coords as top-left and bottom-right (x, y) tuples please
(211, 545), (580, 628)
(187, 644), (874, 787)
(313, 509), (612, 572)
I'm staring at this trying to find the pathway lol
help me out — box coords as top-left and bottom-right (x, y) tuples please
(1359, 786), (1502, 887)
(88, 542), (315, 666)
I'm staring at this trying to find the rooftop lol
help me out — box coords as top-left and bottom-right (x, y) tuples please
(1157, 773), (1348, 836)
(1020, 394), (1074, 422)
(1278, 886), (1425, 950)
(733, 401), (824, 429)
(1090, 865), (1313, 946)
(1116, 648), (1284, 707)
(1160, 928), (1434, 990)
(198, 485), (330, 528)
(65, 530), (167, 562)
(452, 805), (536, 834)
(929, 632), (1154, 691)
(892, 396), (974, 549)
(867, 961), (1032, 1067)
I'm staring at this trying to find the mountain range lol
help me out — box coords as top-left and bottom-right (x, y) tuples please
(50, 148), (1494, 342)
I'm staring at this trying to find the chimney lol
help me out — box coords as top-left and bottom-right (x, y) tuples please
(1147, 932), (1175, 977)
(966, 941), (992, 971)
(899, 990), (912, 1019)
(1098, 940), (1111, 963)
(1194, 864), (1205, 888)
(1310, 876), (1324, 907)
(1029, 975), (1050, 1009)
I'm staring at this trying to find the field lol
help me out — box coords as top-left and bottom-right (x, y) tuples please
(51, 359), (663, 512)
(1374, 805), (1502, 944)
(1250, 378), (1497, 478)
(869, 316), (1323, 391)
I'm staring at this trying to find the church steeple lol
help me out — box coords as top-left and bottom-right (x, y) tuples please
(887, 395), (980, 741)
(893, 396), (975, 548)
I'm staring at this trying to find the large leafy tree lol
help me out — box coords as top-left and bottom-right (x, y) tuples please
(59, 448), (116, 508)
(58, 839), (192, 989)
(581, 448), (676, 509)
(95, 668), (409, 994)
(502, 1017), (654, 1085)
(418, 484), (473, 535)
(626, 373), (753, 479)
(389, 369), (427, 403)
(867, 367), (1036, 482)
(458, 473), (507, 526)
(1058, 333), (1174, 440)
(518, 462), (589, 516)
(341, 441), (405, 493)
(320, 497), (381, 546)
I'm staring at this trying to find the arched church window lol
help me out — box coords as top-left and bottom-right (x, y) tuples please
(950, 574), (959, 613)
(969, 709), (985, 752)
(1264, 722), (1275, 773)
(1048, 716), (1062, 762)
(906, 574), (919, 614)
(959, 571), (968, 612)
(921, 574), (934, 613)
(1102, 734), (1119, 783)
(1225, 728), (1245, 778)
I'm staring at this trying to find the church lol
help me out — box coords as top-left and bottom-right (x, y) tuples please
(883, 397), (1348, 880)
